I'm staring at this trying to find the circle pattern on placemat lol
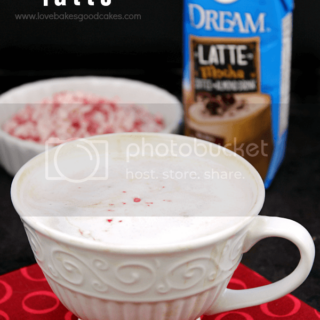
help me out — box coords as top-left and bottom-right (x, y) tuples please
(20, 267), (46, 282)
(228, 278), (247, 289)
(22, 291), (60, 314)
(215, 311), (254, 320)
(260, 295), (301, 317)
(0, 282), (12, 305)
(0, 310), (9, 320)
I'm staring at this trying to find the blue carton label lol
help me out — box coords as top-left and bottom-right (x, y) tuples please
(183, 0), (294, 188)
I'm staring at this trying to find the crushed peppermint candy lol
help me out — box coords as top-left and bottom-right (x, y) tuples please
(3, 91), (164, 145)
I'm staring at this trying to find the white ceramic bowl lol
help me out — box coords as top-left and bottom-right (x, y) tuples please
(0, 76), (183, 176)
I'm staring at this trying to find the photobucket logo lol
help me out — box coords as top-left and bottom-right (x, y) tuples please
(214, 0), (239, 3)
(126, 137), (269, 162)
(126, 138), (230, 162)
(45, 137), (108, 183)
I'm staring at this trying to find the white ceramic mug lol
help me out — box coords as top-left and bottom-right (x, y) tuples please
(11, 133), (315, 320)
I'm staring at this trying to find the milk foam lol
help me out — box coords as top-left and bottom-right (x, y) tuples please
(21, 155), (255, 246)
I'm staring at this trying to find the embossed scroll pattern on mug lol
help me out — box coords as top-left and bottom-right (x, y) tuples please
(23, 222), (248, 302)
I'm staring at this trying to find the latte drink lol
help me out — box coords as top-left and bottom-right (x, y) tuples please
(16, 134), (257, 247)
(11, 134), (315, 320)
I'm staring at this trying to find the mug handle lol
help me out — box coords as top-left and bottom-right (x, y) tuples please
(206, 216), (315, 315)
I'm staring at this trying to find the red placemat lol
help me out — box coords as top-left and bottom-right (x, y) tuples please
(0, 263), (318, 320)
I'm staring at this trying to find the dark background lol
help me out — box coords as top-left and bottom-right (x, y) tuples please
(0, 0), (319, 312)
